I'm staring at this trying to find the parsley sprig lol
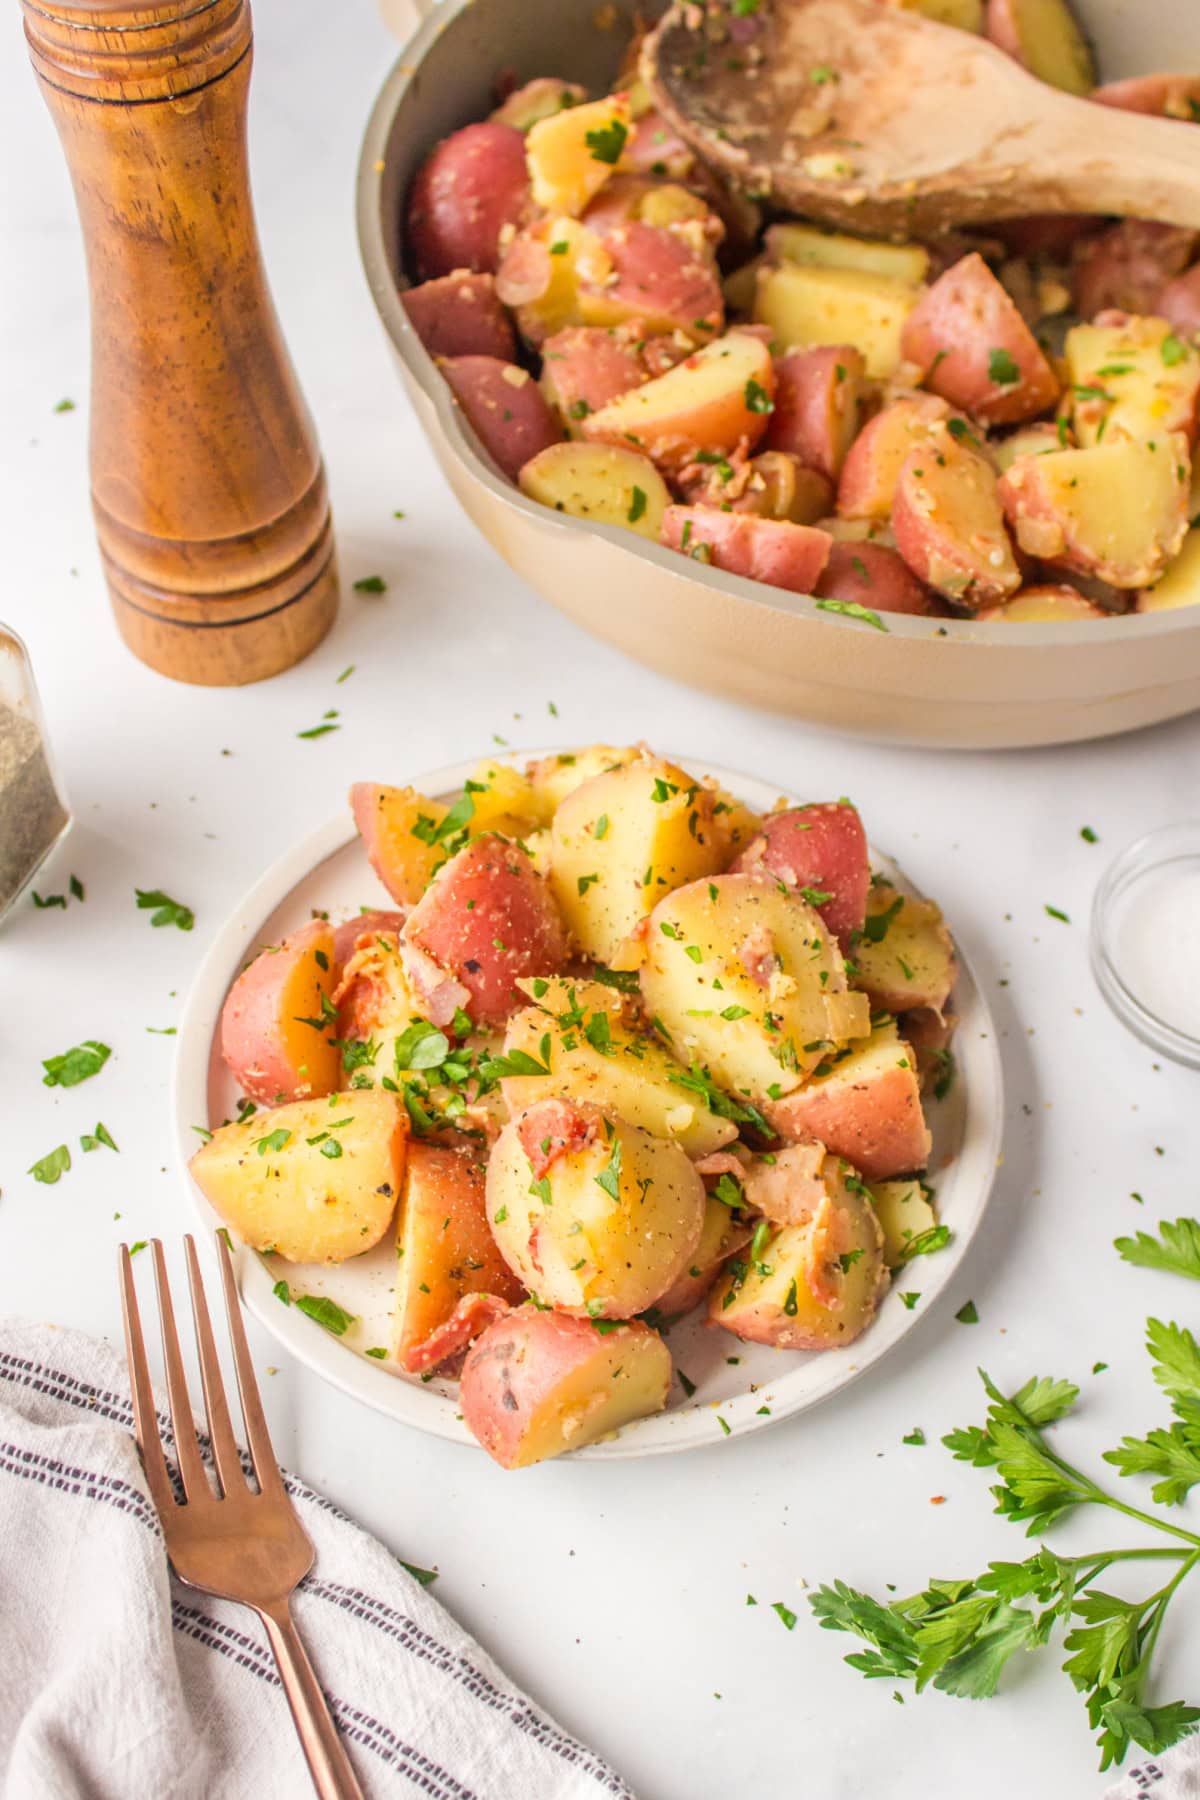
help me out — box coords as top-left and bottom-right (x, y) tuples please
(810, 1338), (1200, 1769)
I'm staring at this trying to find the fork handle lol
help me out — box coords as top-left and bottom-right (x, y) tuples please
(259, 1601), (366, 1800)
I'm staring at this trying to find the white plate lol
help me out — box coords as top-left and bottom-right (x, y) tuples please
(174, 753), (1004, 1458)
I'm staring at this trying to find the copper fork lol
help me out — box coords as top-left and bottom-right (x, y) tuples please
(119, 1232), (365, 1800)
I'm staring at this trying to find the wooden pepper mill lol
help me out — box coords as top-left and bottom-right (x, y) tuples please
(22, 0), (339, 685)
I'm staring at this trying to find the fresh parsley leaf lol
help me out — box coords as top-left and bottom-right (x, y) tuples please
(29, 1145), (71, 1184)
(295, 1294), (355, 1335)
(353, 574), (387, 594)
(956, 1299), (979, 1324)
(401, 1560), (439, 1586)
(1115, 1218), (1200, 1282)
(42, 1039), (111, 1088)
(988, 347), (1021, 387)
(80, 1122), (118, 1153)
(585, 118), (628, 164)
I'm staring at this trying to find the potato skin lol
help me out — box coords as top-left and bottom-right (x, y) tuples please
(765, 1022), (932, 1180)
(732, 801), (869, 946)
(220, 920), (340, 1105)
(401, 272), (517, 362)
(539, 325), (649, 427)
(441, 357), (564, 483)
(333, 910), (407, 968)
(487, 1103), (706, 1318)
(593, 220), (724, 342)
(709, 1163), (887, 1350)
(766, 345), (867, 481)
(395, 1141), (525, 1371)
(836, 393), (952, 521)
(189, 1090), (406, 1265)
(407, 122), (529, 279)
(661, 506), (832, 595)
(901, 253), (1059, 426)
(460, 1308), (671, 1468)
(892, 438), (1021, 608)
(403, 835), (569, 1029)
(1071, 222), (1198, 321)
(816, 540), (941, 618)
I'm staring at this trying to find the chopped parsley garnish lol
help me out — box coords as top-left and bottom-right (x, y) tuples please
(902, 1427), (926, 1446)
(353, 574), (387, 594)
(899, 1291), (920, 1310)
(1161, 334), (1187, 367)
(1114, 1216), (1200, 1282)
(135, 888), (194, 930)
(81, 1122), (118, 1153)
(256, 1128), (291, 1156)
(1080, 825), (1098, 843)
(814, 599), (888, 633)
(595, 1134), (623, 1202)
(744, 377), (774, 415)
(628, 485), (647, 524)
(987, 347), (1021, 387)
(955, 1299), (979, 1324)
(772, 1602), (797, 1630)
(1044, 904), (1070, 923)
(898, 1224), (952, 1262)
(585, 118), (628, 164)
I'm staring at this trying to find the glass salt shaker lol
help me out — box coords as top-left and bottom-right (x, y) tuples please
(0, 627), (71, 925)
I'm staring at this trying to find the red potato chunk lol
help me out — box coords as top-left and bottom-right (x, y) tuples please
(708, 1166), (887, 1350)
(401, 272), (517, 362)
(816, 540), (942, 617)
(623, 108), (696, 179)
(836, 393), (953, 520)
(677, 449), (834, 524)
(901, 253), (1060, 426)
(406, 122), (530, 280)
(489, 77), (587, 132)
(402, 834), (569, 1029)
(1092, 74), (1200, 121)
(440, 356), (563, 482)
(661, 506), (832, 594)
(765, 345), (867, 481)
(1156, 267), (1200, 337)
(395, 1142), (526, 1373)
(996, 436), (1191, 589)
(460, 1308), (672, 1467)
(582, 330), (774, 473)
(731, 801), (869, 945)
(1072, 222), (1198, 320)
(588, 220), (724, 341)
(539, 325), (649, 429)
(219, 920), (339, 1105)
(333, 910), (407, 969)
(653, 1196), (754, 1318)
(350, 782), (453, 908)
(892, 439), (1021, 608)
(765, 1022), (932, 1181)
(741, 1142), (827, 1227)
(976, 583), (1108, 622)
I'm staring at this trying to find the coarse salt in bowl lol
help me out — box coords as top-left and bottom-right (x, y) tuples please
(1091, 821), (1200, 1070)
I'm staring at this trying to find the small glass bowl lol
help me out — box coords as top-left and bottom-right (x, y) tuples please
(1090, 821), (1200, 1070)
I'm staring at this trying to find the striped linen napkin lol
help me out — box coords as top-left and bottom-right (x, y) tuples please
(0, 1318), (634, 1800)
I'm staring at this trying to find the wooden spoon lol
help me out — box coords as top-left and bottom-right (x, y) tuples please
(643, 0), (1200, 238)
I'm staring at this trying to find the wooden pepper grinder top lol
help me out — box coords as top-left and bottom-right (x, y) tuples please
(22, 0), (338, 685)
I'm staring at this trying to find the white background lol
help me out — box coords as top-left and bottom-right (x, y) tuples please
(2, 6), (1199, 1797)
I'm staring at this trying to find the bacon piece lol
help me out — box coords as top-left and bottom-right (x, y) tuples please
(399, 938), (472, 1028)
(404, 1292), (514, 1375)
(333, 909), (407, 969)
(739, 924), (780, 988)
(517, 1097), (596, 1179)
(742, 1143), (827, 1227)
(694, 1148), (750, 1180)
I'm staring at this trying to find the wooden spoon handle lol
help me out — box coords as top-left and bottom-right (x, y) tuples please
(1018, 93), (1200, 231)
(22, 0), (339, 686)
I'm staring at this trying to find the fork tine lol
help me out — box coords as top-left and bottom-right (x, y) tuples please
(184, 1235), (246, 1497)
(119, 1245), (178, 1515)
(215, 1231), (284, 1495)
(150, 1240), (213, 1504)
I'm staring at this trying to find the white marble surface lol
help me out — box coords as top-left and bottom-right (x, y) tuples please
(2, 7), (1199, 1797)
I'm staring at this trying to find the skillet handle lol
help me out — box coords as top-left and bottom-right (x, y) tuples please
(377, 0), (436, 39)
